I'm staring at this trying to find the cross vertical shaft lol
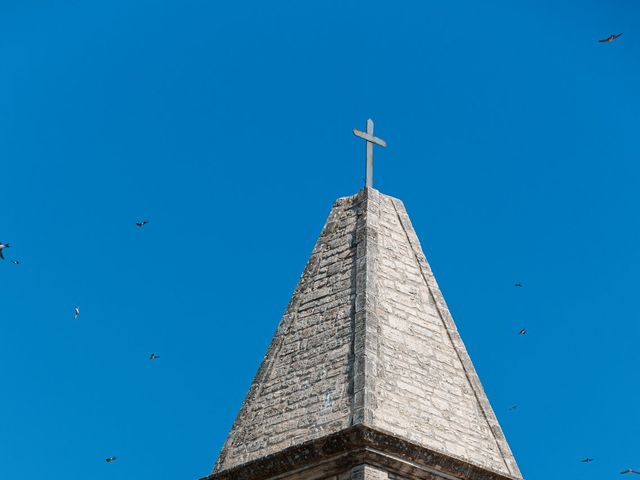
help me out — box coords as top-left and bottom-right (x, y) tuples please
(366, 119), (374, 188)
(353, 118), (387, 188)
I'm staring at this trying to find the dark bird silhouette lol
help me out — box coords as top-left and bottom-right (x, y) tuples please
(581, 458), (594, 463)
(74, 306), (80, 320)
(599, 33), (622, 43)
(136, 220), (149, 228)
(0, 242), (10, 260)
(149, 353), (160, 360)
(514, 282), (523, 288)
(509, 405), (518, 411)
(105, 456), (117, 463)
(10, 260), (19, 265)
(519, 328), (527, 335)
(621, 470), (640, 475)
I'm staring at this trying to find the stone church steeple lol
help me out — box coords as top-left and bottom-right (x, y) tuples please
(201, 186), (521, 480)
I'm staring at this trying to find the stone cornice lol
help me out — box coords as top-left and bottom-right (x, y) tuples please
(201, 425), (522, 480)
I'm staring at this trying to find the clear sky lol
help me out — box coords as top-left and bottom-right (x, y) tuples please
(1, 1), (639, 479)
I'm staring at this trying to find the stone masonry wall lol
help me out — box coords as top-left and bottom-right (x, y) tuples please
(365, 190), (519, 477)
(213, 193), (364, 472)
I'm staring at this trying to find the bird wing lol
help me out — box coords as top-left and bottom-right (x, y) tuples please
(598, 38), (610, 42)
(614, 33), (623, 39)
(0, 250), (3, 259)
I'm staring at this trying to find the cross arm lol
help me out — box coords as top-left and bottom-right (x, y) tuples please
(353, 129), (388, 148)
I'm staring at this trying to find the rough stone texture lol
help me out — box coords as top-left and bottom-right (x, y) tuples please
(367, 191), (519, 476)
(351, 465), (389, 480)
(212, 193), (364, 473)
(210, 188), (521, 480)
(356, 465), (390, 480)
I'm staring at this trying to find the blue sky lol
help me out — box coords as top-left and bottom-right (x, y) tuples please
(1, 1), (639, 479)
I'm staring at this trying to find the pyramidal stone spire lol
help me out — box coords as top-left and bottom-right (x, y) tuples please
(203, 187), (522, 480)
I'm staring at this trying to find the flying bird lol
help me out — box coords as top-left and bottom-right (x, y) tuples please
(519, 328), (527, 335)
(136, 220), (149, 228)
(514, 282), (523, 288)
(0, 242), (10, 260)
(509, 405), (518, 411)
(621, 470), (640, 475)
(598, 33), (622, 43)
(581, 458), (594, 463)
(149, 353), (160, 360)
(74, 306), (80, 320)
(10, 260), (19, 265)
(105, 456), (117, 463)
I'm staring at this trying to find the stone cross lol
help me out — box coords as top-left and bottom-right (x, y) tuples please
(353, 118), (387, 188)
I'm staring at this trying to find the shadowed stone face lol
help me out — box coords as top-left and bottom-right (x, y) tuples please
(209, 188), (521, 480)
